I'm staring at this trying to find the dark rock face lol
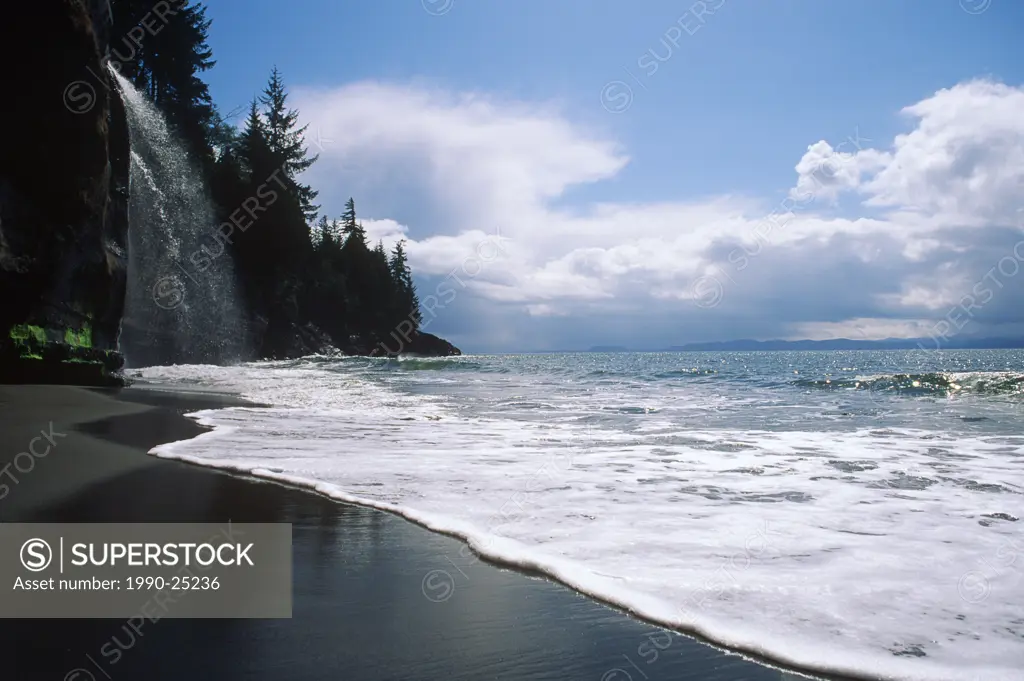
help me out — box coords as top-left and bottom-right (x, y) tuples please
(399, 332), (462, 357)
(257, 326), (462, 360)
(369, 331), (462, 357)
(259, 319), (337, 360)
(0, 0), (130, 384)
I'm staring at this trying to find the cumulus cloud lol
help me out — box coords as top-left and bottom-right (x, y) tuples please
(293, 79), (1024, 351)
(361, 218), (408, 250)
(295, 83), (627, 233)
(790, 138), (889, 203)
(862, 80), (1024, 225)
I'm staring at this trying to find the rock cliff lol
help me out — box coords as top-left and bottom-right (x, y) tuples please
(0, 0), (130, 384)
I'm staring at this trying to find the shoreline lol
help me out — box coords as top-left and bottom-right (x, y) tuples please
(169, 458), (859, 681)
(154, 446), (856, 681)
(147, 386), (856, 681)
(3, 383), (823, 680)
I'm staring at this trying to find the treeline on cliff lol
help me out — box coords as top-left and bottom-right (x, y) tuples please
(108, 0), (427, 358)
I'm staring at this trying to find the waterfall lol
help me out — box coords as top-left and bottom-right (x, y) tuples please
(111, 70), (244, 366)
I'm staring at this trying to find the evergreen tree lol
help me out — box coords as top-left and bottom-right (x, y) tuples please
(238, 98), (271, 177)
(260, 67), (319, 220)
(341, 198), (355, 229)
(315, 215), (342, 248)
(304, 215), (350, 344)
(389, 240), (421, 330)
(231, 98), (277, 307)
(334, 201), (376, 335)
(208, 144), (247, 253)
(369, 240), (396, 332)
(227, 67), (321, 325)
(340, 198), (366, 242)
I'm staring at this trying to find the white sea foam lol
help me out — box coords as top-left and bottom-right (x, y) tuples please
(137, 359), (1024, 681)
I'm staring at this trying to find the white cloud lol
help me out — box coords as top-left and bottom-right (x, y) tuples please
(294, 79), (1024, 350)
(361, 218), (408, 252)
(790, 139), (888, 203)
(296, 83), (627, 232)
(860, 80), (1024, 225)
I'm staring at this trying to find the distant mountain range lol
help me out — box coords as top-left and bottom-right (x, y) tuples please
(584, 337), (1024, 352)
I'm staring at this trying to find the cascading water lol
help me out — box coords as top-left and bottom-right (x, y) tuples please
(111, 70), (244, 366)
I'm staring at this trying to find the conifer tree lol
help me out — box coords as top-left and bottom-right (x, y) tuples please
(238, 98), (271, 177)
(340, 198), (366, 243)
(389, 240), (421, 330)
(260, 67), (319, 220)
(315, 215), (333, 247)
(233, 98), (274, 280)
(368, 240), (396, 333)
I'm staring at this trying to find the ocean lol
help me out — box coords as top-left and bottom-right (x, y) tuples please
(135, 350), (1024, 681)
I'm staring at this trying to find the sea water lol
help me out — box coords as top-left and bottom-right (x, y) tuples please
(136, 350), (1024, 681)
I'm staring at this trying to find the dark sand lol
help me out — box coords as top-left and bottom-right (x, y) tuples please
(0, 385), (817, 681)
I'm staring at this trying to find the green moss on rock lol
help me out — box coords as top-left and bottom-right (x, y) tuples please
(11, 324), (46, 342)
(3, 323), (124, 385)
(64, 325), (92, 348)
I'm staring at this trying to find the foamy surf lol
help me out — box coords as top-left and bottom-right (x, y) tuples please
(137, 352), (1024, 681)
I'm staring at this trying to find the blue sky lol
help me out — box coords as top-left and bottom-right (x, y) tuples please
(200, 0), (1024, 352)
